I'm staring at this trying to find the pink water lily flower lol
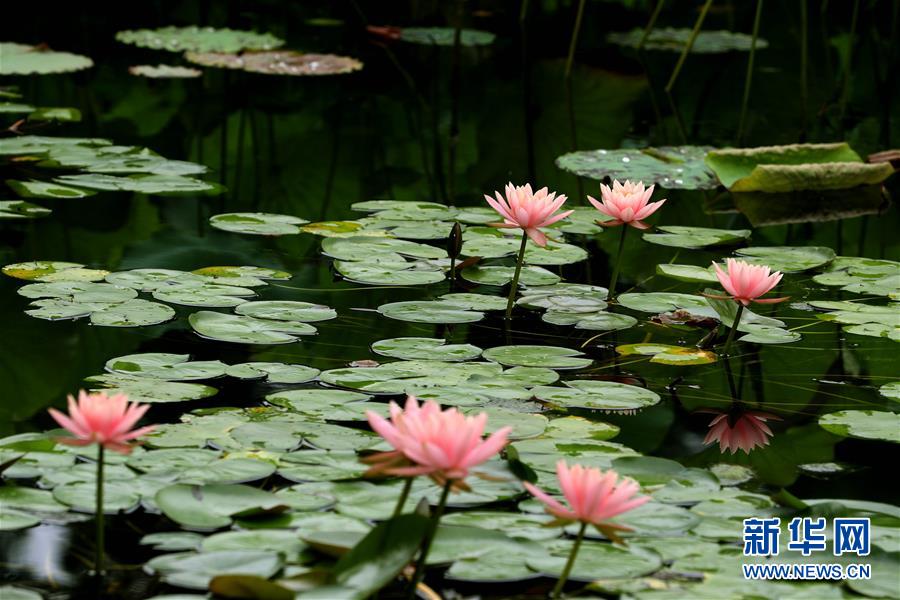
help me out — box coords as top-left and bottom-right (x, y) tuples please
(704, 409), (780, 454)
(364, 396), (511, 489)
(587, 179), (666, 229)
(524, 461), (649, 532)
(485, 182), (573, 247)
(49, 390), (155, 454)
(712, 258), (788, 306)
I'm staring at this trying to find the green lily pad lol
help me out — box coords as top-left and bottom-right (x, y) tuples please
(439, 293), (508, 311)
(3, 261), (98, 281)
(27, 107), (81, 122)
(532, 380), (661, 411)
(399, 27), (496, 46)
(209, 212), (308, 235)
(643, 226), (751, 249)
(105, 268), (202, 291)
(371, 337), (482, 361)
(235, 301), (336, 322)
(90, 299), (175, 327)
(152, 283), (255, 308)
(618, 292), (712, 314)
(0, 200), (51, 219)
(880, 382), (900, 402)
(191, 265), (290, 283)
(555, 146), (717, 190)
(146, 550), (283, 590)
(129, 64), (202, 78)
(705, 143), (894, 192)
(334, 260), (445, 286)
(819, 410), (900, 443)
(7, 179), (96, 198)
(812, 257), (900, 299)
(54, 173), (221, 195)
(322, 236), (447, 260)
(85, 374), (218, 403)
(617, 343), (717, 365)
(528, 539), (662, 581)
(226, 362), (320, 384)
(735, 245), (836, 272)
(482, 345), (591, 369)
(608, 27), (769, 53)
(0, 507), (40, 530)
(461, 265), (560, 287)
(189, 311), (316, 344)
(116, 26), (284, 53)
(18, 281), (137, 302)
(378, 300), (483, 324)
(105, 353), (227, 381)
(185, 51), (363, 76)
(0, 42), (93, 75)
(155, 483), (287, 529)
(656, 263), (718, 283)
(53, 480), (141, 513)
(542, 310), (639, 332)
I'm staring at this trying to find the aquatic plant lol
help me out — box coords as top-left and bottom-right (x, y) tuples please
(702, 407), (780, 454)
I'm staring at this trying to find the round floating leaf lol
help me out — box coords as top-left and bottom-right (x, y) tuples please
(226, 362), (319, 384)
(617, 292), (712, 314)
(153, 283), (255, 308)
(155, 483), (287, 530)
(201, 530), (308, 562)
(616, 343), (717, 365)
(643, 226), (751, 249)
(378, 300), (483, 324)
(235, 301), (336, 322)
(524, 241), (589, 266)
(528, 539), (662, 581)
(18, 281), (137, 302)
(0, 508), (40, 531)
(116, 26), (284, 53)
(608, 27), (769, 53)
(189, 311), (315, 344)
(441, 511), (561, 541)
(278, 450), (368, 482)
(351, 200), (448, 213)
(0, 42), (93, 75)
(186, 51), (363, 76)
(6, 179), (95, 198)
(880, 382), (900, 402)
(482, 345), (591, 369)
(85, 374), (218, 403)
(209, 212), (308, 235)
(0, 485), (67, 512)
(399, 27), (496, 46)
(322, 236), (446, 260)
(24, 298), (112, 320)
(192, 265), (290, 284)
(463, 407), (548, 439)
(533, 380), (661, 411)
(0, 200), (51, 219)
(738, 325), (801, 344)
(3, 261), (92, 281)
(461, 265), (560, 287)
(146, 550), (283, 590)
(334, 261), (445, 285)
(105, 268), (203, 291)
(129, 64), (202, 78)
(53, 480), (140, 513)
(54, 173), (220, 195)
(90, 299), (175, 327)
(105, 353), (227, 381)
(656, 263), (718, 283)
(439, 293), (508, 311)
(819, 410), (900, 443)
(735, 246), (836, 272)
(543, 311), (638, 332)
(555, 146), (718, 190)
(372, 337), (482, 361)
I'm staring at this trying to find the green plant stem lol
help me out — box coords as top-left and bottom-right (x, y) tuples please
(800, 0), (809, 139)
(638, 0), (666, 50)
(505, 231), (529, 319)
(724, 303), (745, 354)
(737, 0), (764, 144)
(552, 521), (587, 599)
(838, 0), (861, 133)
(392, 477), (414, 518)
(406, 481), (453, 599)
(564, 0), (587, 79)
(95, 444), (105, 575)
(665, 0), (714, 93)
(607, 226), (628, 300)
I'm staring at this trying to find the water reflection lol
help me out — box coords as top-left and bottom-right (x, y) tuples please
(700, 403), (780, 454)
(3, 524), (73, 587)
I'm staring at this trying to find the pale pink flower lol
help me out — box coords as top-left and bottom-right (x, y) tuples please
(524, 461), (649, 530)
(703, 409), (780, 454)
(712, 258), (787, 306)
(484, 182), (573, 247)
(364, 396), (511, 487)
(49, 390), (155, 454)
(587, 179), (666, 230)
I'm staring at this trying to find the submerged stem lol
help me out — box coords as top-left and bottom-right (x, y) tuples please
(406, 481), (453, 599)
(665, 0), (714, 93)
(506, 231), (530, 320)
(552, 521), (588, 599)
(737, 0), (764, 144)
(724, 303), (745, 354)
(607, 226), (628, 300)
(95, 444), (105, 575)
(392, 477), (414, 518)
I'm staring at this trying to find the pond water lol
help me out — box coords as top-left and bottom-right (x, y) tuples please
(1, 3), (899, 599)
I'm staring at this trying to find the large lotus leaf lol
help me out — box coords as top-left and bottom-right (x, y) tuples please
(128, 64), (202, 78)
(155, 483), (287, 530)
(225, 362), (320, 384)
(153, 283), (255, 308)
(146, 550), (283, 590)
(399, 27), (495, 46)
(372, 337), (482, 361)
(528, 539), (662, 581)
(533, 380), (661, 411)
(734, 245), (836, 272)
(209, 212), (308, 235)
(705, 143), (894, 192)
(85, 374), (218, 403)
(189, 311), (316, 344)
(38, 144), (207, 176)
(90, 299), (175, 327)
(461, 265), (560, 287)
(0, 200), (50, 219)
(54, 173), (221, 195)
(105, 353), (227, 381)
(0, 42), (93, 75)
(334, 260), (445, 285)
(378, 300), (483, 324)
(608, 27), (769, 53)
(643, 226), (751, 249)
(482, 345), (591, 369)
(819, 410), (900, 443)
(525, 241), (588, 265)
(555, 146), (717, 190)
(6, 179), (96, 198)
(116, 26), (284, 53)
(186, 51), (363, 76)
(235, 301), (336, 322)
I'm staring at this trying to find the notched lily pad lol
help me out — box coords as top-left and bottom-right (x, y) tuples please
(555, 146), (717, 190)
(209, 213), (308, 235)
(483, 346), (591, 370)
(378, 300), (483, 324)
(617, 343), (717, 365)
(735, 245), (836, 272)
(819, 410), (900, 443)
(643, 226), (750, 249)
(372, 337), (482, 362)
(0, 200), (51, 219)
(399, 27), (496, 46)
(533, 380), (661, 411)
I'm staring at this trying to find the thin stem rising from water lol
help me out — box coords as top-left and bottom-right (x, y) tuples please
(724, 303), (745, 354)
(95, 444), (105, 575)
(506, 231), (530, 319)
(737, 0), (764, 144)
(406, 481), (453, 599)
(552, 521), (588, 599)
(392, 477), (414, 518)
(607, 226), (628, 300)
